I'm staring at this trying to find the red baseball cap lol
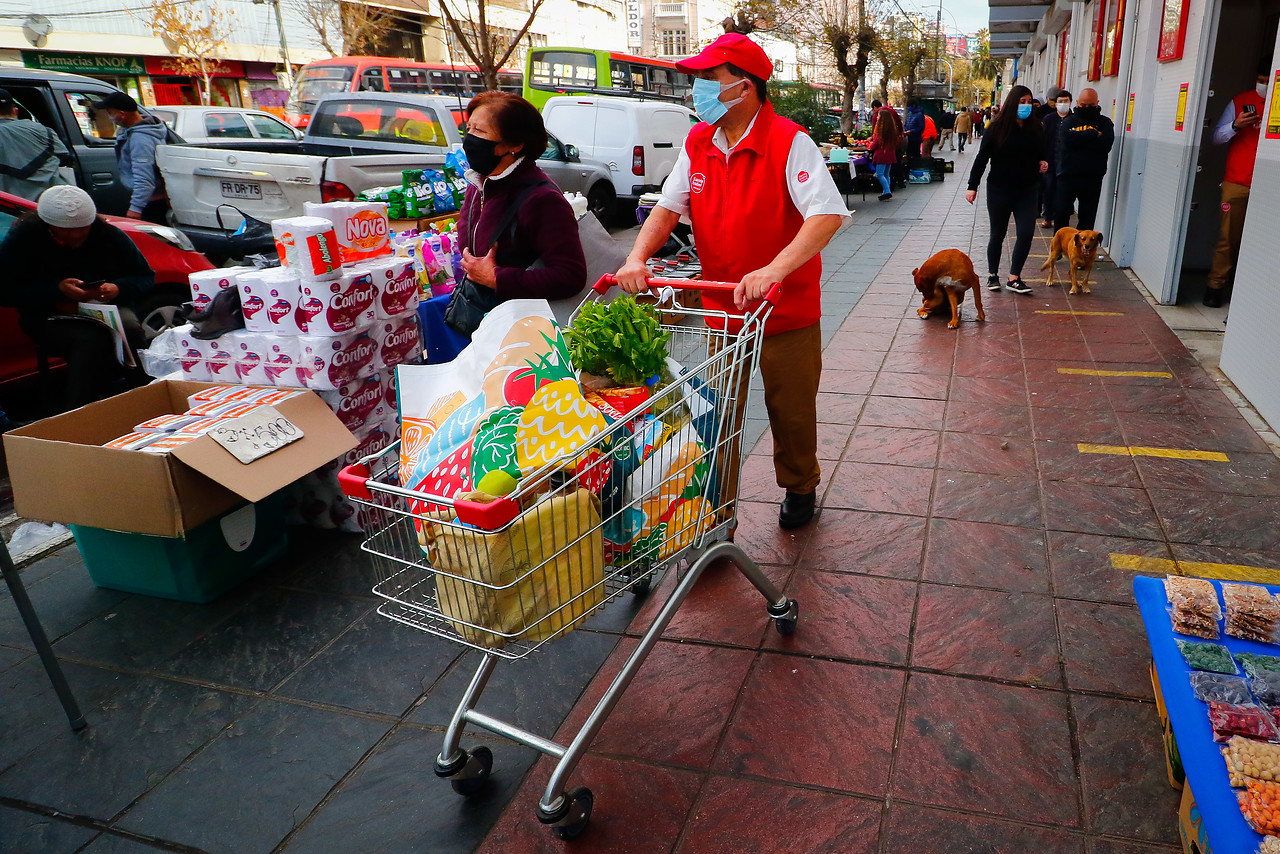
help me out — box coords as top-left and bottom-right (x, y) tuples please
(676, 33), (774, 80)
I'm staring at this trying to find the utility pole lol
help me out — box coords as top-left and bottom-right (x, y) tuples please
(254, 0), (294, 90)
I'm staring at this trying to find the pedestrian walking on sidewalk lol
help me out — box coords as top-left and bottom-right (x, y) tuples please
(939, 108), (956, 151)
(955, 108), (973, 152)
(1040, 89), (1071, 229)
(1052, 87), (1114, 234)
(92, 92), (168, 223)
(615, 33), (849, 531)
(966, 85), (1048, 296)
(868, 109), (901, 200)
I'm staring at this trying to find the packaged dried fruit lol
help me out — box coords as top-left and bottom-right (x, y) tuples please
(1223, 583), (1280, 644)
(1240, 779), (1280, 834)
(1254, 672), (1280, 706)
(1239, 653), (1280, 678)
(1209, 701), (1280, 743)
(1225, 736), (1280, 784)
(1192, 672), (1253, 704)
(1166, 575), (1222, 639)
(1178, 639), (1238, 674)
(1260, 836), (1280, 852)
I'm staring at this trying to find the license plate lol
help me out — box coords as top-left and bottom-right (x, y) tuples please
(220, 180), (262, 200)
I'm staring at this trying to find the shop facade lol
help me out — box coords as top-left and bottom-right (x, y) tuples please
(20, 50), (146, 103)
(990, 0), (1280, 430)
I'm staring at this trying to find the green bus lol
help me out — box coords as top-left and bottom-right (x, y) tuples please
(523, 47), (692, 110)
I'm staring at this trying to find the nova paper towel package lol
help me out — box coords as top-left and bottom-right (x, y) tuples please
(304, 201), (391, 265)
(238, 267), (304, 335)
(188, 267), (251, 309)
(272, 216), (341, 281)
(298, 268), (377, 335)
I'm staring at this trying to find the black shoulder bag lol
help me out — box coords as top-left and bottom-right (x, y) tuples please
(444, 180), (553, 338)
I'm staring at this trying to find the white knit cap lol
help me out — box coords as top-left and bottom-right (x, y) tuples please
(37, 185), (97, 229)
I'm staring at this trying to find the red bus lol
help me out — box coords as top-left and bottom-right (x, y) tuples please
(285, 57), (522, 128)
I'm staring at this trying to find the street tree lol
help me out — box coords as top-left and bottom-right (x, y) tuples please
(969, 28), (1002, 81)
(140, 0), (232, 105)
(872, 15), (935, 103)
(287, 0), (394, 57)
(438, 0), (548, 91)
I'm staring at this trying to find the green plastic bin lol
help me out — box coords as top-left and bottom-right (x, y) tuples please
(69, 493), (289, 603)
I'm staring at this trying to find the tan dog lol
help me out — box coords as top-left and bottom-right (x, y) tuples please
(913, 249), (985, 329)
(1042, 228), (1103, 294)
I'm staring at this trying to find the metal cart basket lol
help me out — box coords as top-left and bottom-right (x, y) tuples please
(338, 275), (800, 839)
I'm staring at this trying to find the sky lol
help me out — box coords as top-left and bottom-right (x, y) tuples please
(898, 0), (992, 36)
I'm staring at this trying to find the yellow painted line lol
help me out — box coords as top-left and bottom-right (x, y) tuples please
(1034, 310), (1125, 316)
(1077, 443), (1230, 461)
(1111, 553), (1280, 585)
(1058, 368), (1173, 378)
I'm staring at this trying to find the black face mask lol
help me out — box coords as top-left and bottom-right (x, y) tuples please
(462, 133), (503, 176)
(1075, 104), (1101, 115)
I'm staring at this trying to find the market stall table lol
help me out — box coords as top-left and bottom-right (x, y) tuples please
(1135, 574), (1280, 851)
(417, 293), (469, 364)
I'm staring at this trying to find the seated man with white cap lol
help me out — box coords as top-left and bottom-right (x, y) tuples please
(0, 185), (154, 408)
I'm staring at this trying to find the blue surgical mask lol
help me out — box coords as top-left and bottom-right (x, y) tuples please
(692, 77), (748, 124)
(1016, 103), (1033, 119)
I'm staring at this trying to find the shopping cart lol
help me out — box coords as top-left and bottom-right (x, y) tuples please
(338, 275), (800, 839)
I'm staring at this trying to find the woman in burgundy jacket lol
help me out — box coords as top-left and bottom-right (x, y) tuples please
(450, 91), (586, 335)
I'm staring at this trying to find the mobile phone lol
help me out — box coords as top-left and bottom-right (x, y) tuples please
(81, 279), (106, 290)
(1244, 104), (1257, 115)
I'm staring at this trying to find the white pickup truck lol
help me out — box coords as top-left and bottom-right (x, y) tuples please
(157, 92), (617, 263)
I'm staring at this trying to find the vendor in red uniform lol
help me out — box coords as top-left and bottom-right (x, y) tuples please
(616, 33), (848, 530)
(1203, 55), (1271, 307)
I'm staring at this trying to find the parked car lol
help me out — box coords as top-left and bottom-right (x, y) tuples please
(151, 106), (302, 142)
(157, 92), (617, 262)
(0, 66), (184, 217)
(541, 96), (697, 203)
(0, 190), (214, 391)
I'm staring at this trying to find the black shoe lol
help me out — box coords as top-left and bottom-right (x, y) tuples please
(986, 275), (1002, 292)
(1006, 277), (1033, 295)
(779, 491), (816, 530)
(878, 193), (892, 201)
(1203, 288), (1226, 308)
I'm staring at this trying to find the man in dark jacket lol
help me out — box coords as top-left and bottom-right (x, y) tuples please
(939, 109), (956, 150)
(0, 186), (153, 408)
(904, 100), (925, 157)
(1040, 89), (1071, 227)
(93, 92), (168, 222)
(1053, 87), (1114, 232)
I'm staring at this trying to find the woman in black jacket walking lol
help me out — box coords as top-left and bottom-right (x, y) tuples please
(965, 85), (1048, 295)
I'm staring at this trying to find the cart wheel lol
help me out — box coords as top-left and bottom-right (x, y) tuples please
(631, 572), (652, 596)
(448, 745), (493, 796)
(545, 787), (593, 840)
(770, 599), (799, 636)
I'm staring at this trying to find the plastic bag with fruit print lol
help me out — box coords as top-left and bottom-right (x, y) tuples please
(396, 299), (610, 520)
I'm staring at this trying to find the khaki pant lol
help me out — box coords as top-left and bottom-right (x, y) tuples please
(1208, 181), (1251, 291)
(939, 129), (955, 150)
(716, 322), (822, 517)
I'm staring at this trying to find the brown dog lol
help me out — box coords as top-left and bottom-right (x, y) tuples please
(1042, 227), (1103, 294)
(913, 249), (985, 329)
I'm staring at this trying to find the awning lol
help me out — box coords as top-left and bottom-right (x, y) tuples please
(988, 0), (1050, 56)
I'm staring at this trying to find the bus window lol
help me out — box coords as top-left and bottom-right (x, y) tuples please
(293, 65), (355, 102)
(387, 67), (432, 93)
(530, 50), (598, 89)
(650, 67), (675, 96)
(610, 60), (631, 89)
(497, 72), (523, 92)
(359, 67), (386, 92)
(629, 65), (646, 91)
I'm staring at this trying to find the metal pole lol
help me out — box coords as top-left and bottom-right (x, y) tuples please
(0, 540), (85, 731)
(272, 0), (294, 90)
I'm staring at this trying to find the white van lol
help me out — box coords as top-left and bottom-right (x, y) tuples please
(541, 96), (697, 203)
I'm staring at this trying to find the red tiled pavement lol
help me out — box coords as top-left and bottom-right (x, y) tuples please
(470, 162), (1279, 852)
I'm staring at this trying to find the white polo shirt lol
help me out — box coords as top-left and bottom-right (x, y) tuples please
(657, 109), (852, 221)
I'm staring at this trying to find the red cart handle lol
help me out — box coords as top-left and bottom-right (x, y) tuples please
(593, 274), (782, 307)
(338, 462), (372, 501)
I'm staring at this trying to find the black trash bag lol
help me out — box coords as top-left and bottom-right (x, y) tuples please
(180, 285), (244, 339)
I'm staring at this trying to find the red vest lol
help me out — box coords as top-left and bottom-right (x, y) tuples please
(685, 103), (821, 336)
(1225, 91), (1264, 188)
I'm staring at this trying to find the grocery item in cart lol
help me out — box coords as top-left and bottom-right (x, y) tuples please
(1209, 701), (1280, 743)
(1224, 583), (1280, 643)
(1177, 639), (1239, 673)
(419, 488), (604, 648)
(1189, 672), (1253, 704)
(1165, 575), (1222, 639)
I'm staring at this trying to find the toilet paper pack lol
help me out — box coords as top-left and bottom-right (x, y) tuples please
(374, 314), (422, 368)
(238, 267), (304, 335)
(230, 331), (270, 385)
(175, 327), (212, 381)
(320, 373), (389, 431)
(188, 267), (252, 308)
(358, 256), (417, 319)
(200, 334), (238, 382)
(297, 268), (378, 336)
(298, 329), (379, 390)
(263, 337), (303, 387)
(272, 216), (341, 281)
(304, 201), (390, 265)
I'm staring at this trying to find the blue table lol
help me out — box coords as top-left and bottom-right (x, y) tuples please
(1135, 574), (1280, 852)
(417, 293), (468, 364)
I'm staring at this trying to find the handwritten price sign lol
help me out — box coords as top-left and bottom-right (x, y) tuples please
(209, 405), (304, 464)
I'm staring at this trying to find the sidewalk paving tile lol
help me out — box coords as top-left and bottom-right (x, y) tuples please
(921, 518), (1049, 593)
(911, 585), (1061, 685)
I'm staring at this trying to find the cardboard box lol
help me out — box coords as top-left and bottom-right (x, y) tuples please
(3, 381), (356, 538)
(1152, 662), (1186, 790)
(1178, 783), (1213, 854)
